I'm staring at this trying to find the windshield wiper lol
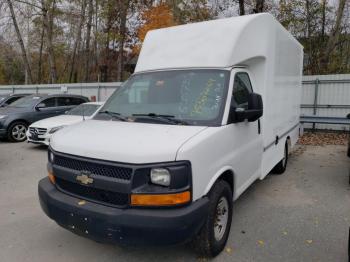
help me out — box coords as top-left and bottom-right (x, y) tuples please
(132, 113), (188, 125)
(98, 110), (128, 122)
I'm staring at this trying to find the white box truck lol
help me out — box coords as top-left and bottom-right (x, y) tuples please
(38, 13), (303, 257)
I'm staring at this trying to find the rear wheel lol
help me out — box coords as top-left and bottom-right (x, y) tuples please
(194, 180), (233, 257)
(8, 121), (28, 142)
(272, 141), (288, 174)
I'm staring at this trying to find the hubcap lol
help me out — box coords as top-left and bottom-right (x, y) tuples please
(214, 197), (229, 241)
(12, 124), (27, 141)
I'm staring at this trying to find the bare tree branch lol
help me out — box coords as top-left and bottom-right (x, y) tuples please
(6, 0), (33, 84)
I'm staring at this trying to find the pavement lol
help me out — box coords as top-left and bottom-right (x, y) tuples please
(0, 141), (349, 262)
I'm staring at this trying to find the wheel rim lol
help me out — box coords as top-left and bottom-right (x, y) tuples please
(12, 124), (27, 141)
(214, 196), (229, 241)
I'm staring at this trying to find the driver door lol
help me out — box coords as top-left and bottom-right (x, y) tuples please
(228, 70), (263, 193)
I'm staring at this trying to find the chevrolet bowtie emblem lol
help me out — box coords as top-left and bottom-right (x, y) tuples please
(76, 172), (94, 185)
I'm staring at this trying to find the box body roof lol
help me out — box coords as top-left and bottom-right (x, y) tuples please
(135, 13), (302, 73)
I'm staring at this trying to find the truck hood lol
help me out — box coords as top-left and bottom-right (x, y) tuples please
(30, 115), (85, 129)
(50, 120), (207, 164)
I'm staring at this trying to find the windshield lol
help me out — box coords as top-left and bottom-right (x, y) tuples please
(10, 96), (42, 108)
(67, 104), (101, 116)
(98, 69), (230, 126)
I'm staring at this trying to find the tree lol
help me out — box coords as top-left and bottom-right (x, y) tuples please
(69, 0), (87, 83)
(135, 3), (177, 54)
(41, 0), (58, 83)
(0, 60), (6, 84)
(320, 0), (347, 72)
(84, 0), (93, 82)
(239, 0), (245, 15)
(320, 0), (327, 40)
(116, 0), (130, 81)
(6, 0), (33, 84)
(37, 21), (45, 83)
(0, 0), (349, 85)
(254, 0), (264, 13)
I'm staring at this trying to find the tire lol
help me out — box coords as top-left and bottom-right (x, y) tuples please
(193, 180), (233, 257)
(272, 141), (288, 174)
(7, 121), (28, 142)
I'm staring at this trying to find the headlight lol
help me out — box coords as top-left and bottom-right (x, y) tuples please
(131, 162), (191, 207)
(49, 125), (66, 134)
(0, 115), (7, 119)
(150, 168), (171, 186)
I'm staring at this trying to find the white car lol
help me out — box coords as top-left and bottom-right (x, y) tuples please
(27, 102), (103, 145)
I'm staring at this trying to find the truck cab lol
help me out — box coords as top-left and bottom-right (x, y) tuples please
(38, 13), (303, 257)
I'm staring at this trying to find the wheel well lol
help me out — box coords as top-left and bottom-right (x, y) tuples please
(217, 170), (234, 195)
(7, 119), (30, 131)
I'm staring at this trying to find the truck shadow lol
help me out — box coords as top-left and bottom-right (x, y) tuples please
(27, 143), (48, 151)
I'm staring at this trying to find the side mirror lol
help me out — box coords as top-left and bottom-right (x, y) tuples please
(35, 103), (46, 111)
(230, 93), (263, 123)
(347, 113), (350, 119)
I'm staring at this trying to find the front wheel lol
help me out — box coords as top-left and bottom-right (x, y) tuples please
(272, 141), (288, 174)
(193, 180), (233, 257)
(8, 121), (28, 142)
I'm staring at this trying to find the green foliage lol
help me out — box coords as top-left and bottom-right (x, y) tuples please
(0, 0), (349, 85)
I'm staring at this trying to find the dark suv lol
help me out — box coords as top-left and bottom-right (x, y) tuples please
(0, 94), (89, 142)
(0, 93), (31, 107)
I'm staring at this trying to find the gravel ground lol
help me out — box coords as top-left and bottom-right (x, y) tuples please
(0, 141), (349, 262)
(298, 131), (349, 146)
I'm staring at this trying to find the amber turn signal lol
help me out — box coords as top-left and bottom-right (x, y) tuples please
(131, 191), (191, 206)
(48, 171), (56, 184)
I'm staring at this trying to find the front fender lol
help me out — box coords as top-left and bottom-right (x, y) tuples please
(203, 166), (236, 199)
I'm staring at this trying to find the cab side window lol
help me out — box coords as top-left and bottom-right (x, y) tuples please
(231, 73), (253, 110)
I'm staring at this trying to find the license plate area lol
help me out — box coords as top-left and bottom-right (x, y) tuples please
(67, 212), (91, 234)
(29, 133), (39, 140)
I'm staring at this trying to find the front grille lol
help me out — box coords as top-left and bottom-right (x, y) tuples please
(54, 155), (132, 181)
(55, 177), (129, 207)
(29, 127), (47, 135)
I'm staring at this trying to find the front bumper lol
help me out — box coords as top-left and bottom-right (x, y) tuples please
(26, 130), (50, 146)
(38, 177), (209, 245)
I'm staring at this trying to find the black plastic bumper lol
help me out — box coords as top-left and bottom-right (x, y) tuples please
(38, 177), (209, 245)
